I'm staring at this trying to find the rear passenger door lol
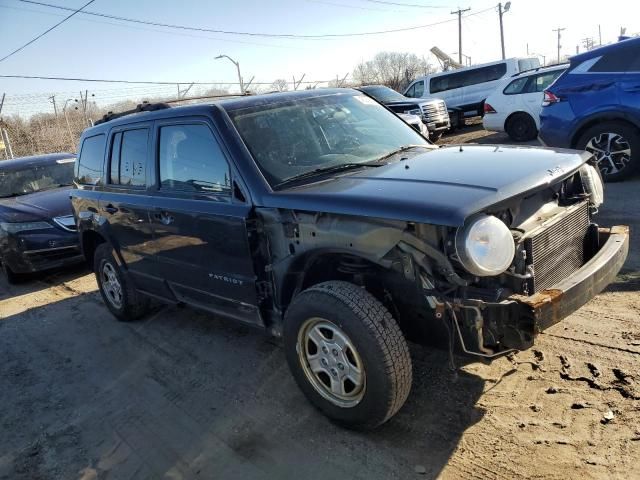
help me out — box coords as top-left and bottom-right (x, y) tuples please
(101, 124), (157, 291)
(148, 119), (261, 325)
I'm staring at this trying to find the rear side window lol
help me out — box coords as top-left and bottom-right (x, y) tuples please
(158, 124), (231, 196)
(109, 129), (148, 187)
(589, 43), (640, 72)
(430, 63), (508, 93)
(76, 134), (106, 185)
(529, 70), (564, 92)
(503, 77), (529, 95)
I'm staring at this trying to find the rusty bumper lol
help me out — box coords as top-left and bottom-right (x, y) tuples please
(480, 226), (629, 351)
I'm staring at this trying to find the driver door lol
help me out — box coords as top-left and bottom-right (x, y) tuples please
(148, 119), (262, 326)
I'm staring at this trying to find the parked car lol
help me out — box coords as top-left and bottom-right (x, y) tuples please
(397, 112), (430, 138)
(0, 153), (82, 283)
(404, 57), (541, 123)
(358, 85), (449, 140)
(72, 91), (628, 429)
(539, 37), (640, 182)
(483, 65), (567, 141)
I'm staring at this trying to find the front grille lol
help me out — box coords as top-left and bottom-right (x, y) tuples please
(24, 246), (81, 264)
(421, 100), (447, 120)
(524, 201), (590, 293)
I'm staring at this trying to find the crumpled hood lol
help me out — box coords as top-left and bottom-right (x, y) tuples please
(261, 145), (592, 227)
(0, 187), (73, 223)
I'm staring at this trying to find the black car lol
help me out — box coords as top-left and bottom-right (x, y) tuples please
(72, 90), (628, 429)
(358, 84), (450, 140)
(0, 153), (83, 283)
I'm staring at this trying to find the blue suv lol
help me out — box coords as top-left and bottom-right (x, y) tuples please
(539, 37), (640, 182)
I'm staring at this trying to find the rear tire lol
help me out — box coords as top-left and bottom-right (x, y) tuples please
(284, 281), (412, 430)
(575, 121), (639, 182)
(506, 112), (538, 142)
(94, 243), (149, 321)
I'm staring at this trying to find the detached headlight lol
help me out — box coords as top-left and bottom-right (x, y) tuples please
(0, 221), (53, 234)
(455, 215), (515, 276)
(580, 164), (604, 208)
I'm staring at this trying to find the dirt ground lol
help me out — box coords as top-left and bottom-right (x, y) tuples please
(1, 126), (639, 480)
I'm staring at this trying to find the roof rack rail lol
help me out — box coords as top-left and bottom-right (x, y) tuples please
(94, 101), (171, 125)
(511, 63), (569, 77)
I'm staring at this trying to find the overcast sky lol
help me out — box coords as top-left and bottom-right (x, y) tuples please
(0, 0), (639, 116)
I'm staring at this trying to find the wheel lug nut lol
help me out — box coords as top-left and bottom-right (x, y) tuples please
(321, 358), (328, 366)
(332, 349), (338, 356)
(322, 346), (328, 354)
(331, 368), (338, 376)
(338, 363), (344, 370)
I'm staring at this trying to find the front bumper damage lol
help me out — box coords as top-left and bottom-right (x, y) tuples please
(448, 226), (629, 355)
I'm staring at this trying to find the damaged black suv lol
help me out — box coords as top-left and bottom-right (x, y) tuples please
(71, 89), (629, 429)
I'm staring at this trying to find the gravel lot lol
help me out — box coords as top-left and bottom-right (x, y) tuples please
(1, 126), (638, 480)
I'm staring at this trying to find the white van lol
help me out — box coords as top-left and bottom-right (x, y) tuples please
(404, 58), (540, 120)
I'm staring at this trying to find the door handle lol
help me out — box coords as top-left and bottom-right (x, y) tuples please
(153, 211), (174, 225)
(102, 204), (118, 215)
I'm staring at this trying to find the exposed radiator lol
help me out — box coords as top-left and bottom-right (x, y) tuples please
(524, 201), (590, 293)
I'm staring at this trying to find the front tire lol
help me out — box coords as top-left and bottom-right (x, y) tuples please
(284, 281), (412, 429)
(576, 121), (639, 182)
(506, 112), (538, 142)
(1, 261), (25, 284)
(94, 243), (149, 321)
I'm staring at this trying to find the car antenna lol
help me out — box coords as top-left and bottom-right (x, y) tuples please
(459, 145), (464, 152)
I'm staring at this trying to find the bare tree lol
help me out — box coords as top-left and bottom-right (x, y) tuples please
(352, 52), (435, 91)
(270, 79), (289, 92)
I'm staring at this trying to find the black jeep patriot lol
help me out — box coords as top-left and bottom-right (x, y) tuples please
(71, 89), (629, 429)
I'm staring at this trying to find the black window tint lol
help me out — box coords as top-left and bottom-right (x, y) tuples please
(413, 81), (424, 97)
(76, 134), (106, 185)
(430, 63), (507, 93)
(504, 77), (529, 94)
(589, 44), (639, 72)
(109, 132), (122, 184)
(159, 124), (231, 195)
(116, 129), (148, 187)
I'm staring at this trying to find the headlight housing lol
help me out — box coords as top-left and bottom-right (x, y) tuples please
(580, 164), (604, 208)
(0, 221), (53, 234)
(455, 215), (515, 276)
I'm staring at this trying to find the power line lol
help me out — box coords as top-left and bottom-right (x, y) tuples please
(0, 0), (95, 63)
(0, 4), (300, 49)
(0, 74), (339, 86)
(19, 0), (489, 38)
(361, 0), (446, 7)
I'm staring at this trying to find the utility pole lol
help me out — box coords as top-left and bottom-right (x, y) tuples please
(598, 24), (602, 45)
(49, 95), (58, 117)
(553, 27), (566, 64)
(498, 2), (511, 60)
(451, 7), (471, 64)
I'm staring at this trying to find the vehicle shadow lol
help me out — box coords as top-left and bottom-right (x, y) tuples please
(0, 262), (90, 302)
(0, 292), (487, 480)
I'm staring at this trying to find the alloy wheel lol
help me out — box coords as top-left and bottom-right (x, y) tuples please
(585, 132), (632, 176)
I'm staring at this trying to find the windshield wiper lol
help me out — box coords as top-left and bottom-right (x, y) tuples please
(372, 144), (431, 164)
(275, 161), (383, 189)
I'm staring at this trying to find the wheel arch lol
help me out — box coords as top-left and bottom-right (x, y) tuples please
(80, 229), (106, 267)
(504, 110), (535, 131)
(570, 113), (640, 148)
